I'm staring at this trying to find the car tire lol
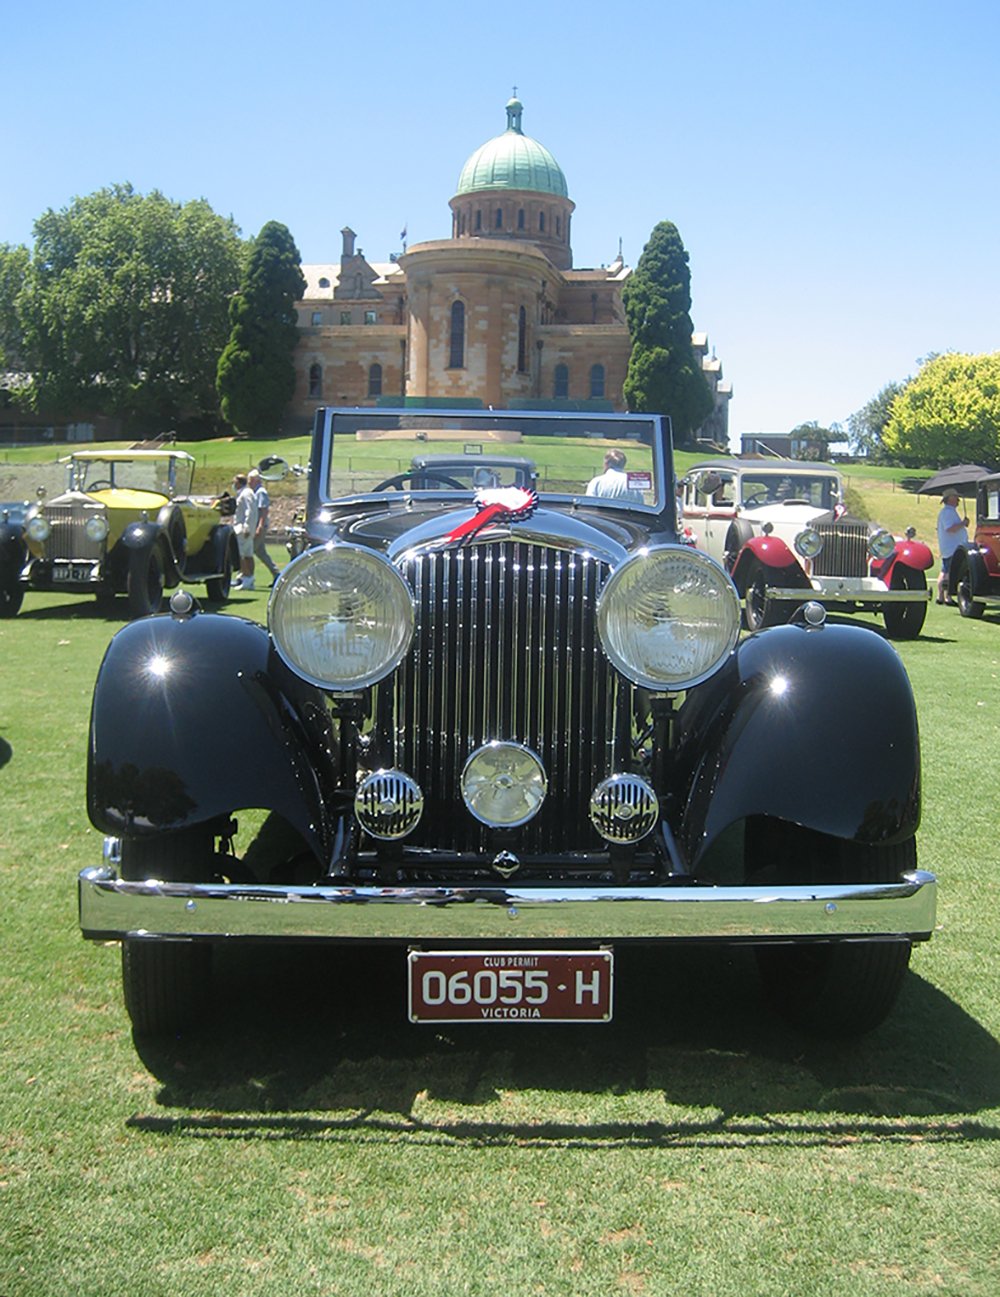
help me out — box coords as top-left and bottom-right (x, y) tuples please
(0, 579), (24, 617)
(724, 520), (753, 573)
(956, 572), (985, 619)
(205, 538), (234, 602)
(747, 820), (914, 1037)
(882, 568), (927, 639)
(744, 559), (789, 631)
(126, 546), (165, 619)
(119, 827), (215, 1036)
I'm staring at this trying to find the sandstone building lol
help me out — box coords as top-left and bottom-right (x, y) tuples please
(291, 97), (730, 441)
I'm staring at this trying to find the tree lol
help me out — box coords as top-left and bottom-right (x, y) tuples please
(0, 243), (29, 372)
(622, 221), (713, 444)
(16, 184), (243, 431)
(847, 380), (908, 459)
(882, 352), (1000, 467)
(216, 221), (306, 436)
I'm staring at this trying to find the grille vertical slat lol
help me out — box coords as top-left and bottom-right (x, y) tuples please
(43, 504), (104, 561)
(387, 541), (624, 851)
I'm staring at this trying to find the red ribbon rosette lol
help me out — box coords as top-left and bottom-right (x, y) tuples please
(445, 486), (538, 545)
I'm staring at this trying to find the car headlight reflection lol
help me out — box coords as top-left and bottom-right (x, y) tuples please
(869, 528), (896, 560)
(597, 546), (740, 690)
(269, 544), (415, 690)
(461, 742), (547, 827)
(794, 527), (823, 559)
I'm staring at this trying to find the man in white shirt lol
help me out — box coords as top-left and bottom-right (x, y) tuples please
(586, 449), (644, 503)
(248, 469), (281, 583)
(232, 473), (258, 591)
(936, 489), (970, 604)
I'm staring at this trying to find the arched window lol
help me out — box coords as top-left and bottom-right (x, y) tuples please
(589, 364), (605, 399)
(475, 210), (482, 231)
(495, 208), (503, 229)
(449, 300), (465, 369)
(517, 306), (527, 373)
(318, 277), (330, 289)
(539, 211), (546, 233)
(517, 209), (525, 230)
(368, 363), (383, 397)
(308, 363), (322, 398)
(555, 217), (561, 237)
(553, 364), (568, 399)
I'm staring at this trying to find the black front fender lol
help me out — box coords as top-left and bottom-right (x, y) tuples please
(672, 622), (920, 868)
(87, 609), (339, 863)
(0, 521), (27, 581)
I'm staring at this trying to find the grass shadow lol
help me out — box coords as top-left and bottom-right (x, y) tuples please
(130, 944), (1000, 1144)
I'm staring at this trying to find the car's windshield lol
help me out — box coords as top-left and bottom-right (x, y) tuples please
(70, 456), (193, 497)
(321, 410), (664, 509)
(739, 472), (841, 510)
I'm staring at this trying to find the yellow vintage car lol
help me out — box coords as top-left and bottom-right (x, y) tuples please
(7, 449), (238, 618)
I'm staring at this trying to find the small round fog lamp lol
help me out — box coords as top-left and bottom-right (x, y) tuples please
(461, 742), (547, 828)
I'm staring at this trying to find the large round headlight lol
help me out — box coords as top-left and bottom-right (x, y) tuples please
(794, 527), (823, 559)
(869, 528), (896, 560)
(461, 742), (547, 827)
(26, 514), (51, 542)
(269, 544), (415, 690)
(597, 546), (740, 691)
(85, 514), (109, 542)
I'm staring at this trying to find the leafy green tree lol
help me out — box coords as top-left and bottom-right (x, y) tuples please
(0, 243), (29, 371)
(16, 184), (243, 431)
(622, 221), (713, 444)
(216, 221), (306, 436)
(882, 352), (1000, 467)
(847, 381), (908, 459)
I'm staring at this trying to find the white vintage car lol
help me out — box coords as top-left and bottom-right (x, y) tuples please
(680, 458), (933, 638)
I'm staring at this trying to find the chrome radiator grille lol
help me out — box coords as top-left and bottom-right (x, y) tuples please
(383, 541), (630, 852)
(42, 504), (104, 561)
(812, 523), (870, 578)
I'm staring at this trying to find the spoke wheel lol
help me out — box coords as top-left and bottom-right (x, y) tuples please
(744, 559), (788, 631)
(746, 820), (914, 1037)
(119, 827), (216, 1035)
(956, 573), (984, 618)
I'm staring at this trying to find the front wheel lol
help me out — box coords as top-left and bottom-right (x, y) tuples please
(119, 827), (216, 1035)
(744, 559), (792, 631)
(748, 821), (914, 1036)
(882, 568), (927, 639)
(0, 579), (24, 617)
(126, 546), (165, 618)
(956, 571), (985, 618)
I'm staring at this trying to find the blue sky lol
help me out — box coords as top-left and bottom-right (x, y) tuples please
(4, 0), (998, 441)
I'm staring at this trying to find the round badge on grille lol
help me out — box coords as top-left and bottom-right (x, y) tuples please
(355, 770), (424, 840)
(589, 774), (659, 843)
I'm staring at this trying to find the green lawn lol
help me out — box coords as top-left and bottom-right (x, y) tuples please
(1, 511), (998, 1293)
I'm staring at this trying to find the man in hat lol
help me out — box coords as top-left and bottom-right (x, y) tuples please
(936, 489), (970, 604)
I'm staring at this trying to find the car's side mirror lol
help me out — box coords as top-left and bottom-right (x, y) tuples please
(257, 456), (289, 482)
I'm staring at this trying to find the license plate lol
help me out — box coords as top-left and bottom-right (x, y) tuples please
(53, 562), (96, 582)
(407, 949), (613, 1023)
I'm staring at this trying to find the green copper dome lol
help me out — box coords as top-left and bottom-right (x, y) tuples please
(455, 98), (568, 198)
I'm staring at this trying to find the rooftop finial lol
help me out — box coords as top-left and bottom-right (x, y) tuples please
(505, 92), (523, 134)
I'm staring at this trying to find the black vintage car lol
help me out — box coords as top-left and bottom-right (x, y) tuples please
(79, 408), (936, 1038)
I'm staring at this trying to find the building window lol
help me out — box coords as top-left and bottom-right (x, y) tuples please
(364, 309), (377, 324)
(517, 306), (527, 373)
(539, 212), (545, 233)
(318, 277), (330, 288)
(495, 208), (503, 229)
(589, 364), (605, 399)
(308, 364), (323, 398)
(475, 210), (482, 231)
(553, 364), (568, 399)
(340, 310), (351, 325)
(517, 209), (525, 230)
(556, 216), (561, 237)
(368, 363), (382, 397)
(449, 300), (465, 369)
(311, 311), (322, 326)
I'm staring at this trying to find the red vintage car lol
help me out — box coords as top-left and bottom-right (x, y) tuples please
(949, 473), (1000, 617)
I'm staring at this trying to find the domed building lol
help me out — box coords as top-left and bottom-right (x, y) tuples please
(291, 98), (730, 438)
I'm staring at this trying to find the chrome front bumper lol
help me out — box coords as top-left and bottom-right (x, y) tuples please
(765, 578), (930, 605)
(78, 865), (937, 944)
